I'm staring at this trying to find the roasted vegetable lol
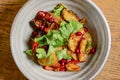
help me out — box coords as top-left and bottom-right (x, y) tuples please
(37, 53), (58, 66)
(80, 18), (87, 26)
(67, 49), (77, 60)
(84, 32), (93, 54)
(68, 28), (84, 52)
(78, 38), (87, 62)
(25, 3), (95, 72)
(68, 33), (81, 52)
(66, 63), (81, 72)
(49, 12), (63, 24)
(62, 8), (79, 21)
(53, 3), (64, 16)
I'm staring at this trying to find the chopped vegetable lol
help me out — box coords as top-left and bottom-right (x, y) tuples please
(36, 48), (46, 59)
(25, 3), (95, 72)
(25, 49), (32, 56)
(56, 48), (72, 60)
(53, 4), (64, 16)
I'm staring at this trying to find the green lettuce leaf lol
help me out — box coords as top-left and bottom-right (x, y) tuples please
(59, 21), (83, 39)
(36, 48), (46, 59)
(69, 20), (83, 33)
(53, 4), (64, 16)
(33, 21), (83, 58)
(59, 21), (73, 39)
(34, 21), (83, 48)
(46, 30), (65, 47)
(25, 49), (32, 56)
(47, 45), (56, 57)
(56, 48), (72, 60)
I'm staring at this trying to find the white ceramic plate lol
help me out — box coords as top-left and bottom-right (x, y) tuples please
(10, 0), (111, 80)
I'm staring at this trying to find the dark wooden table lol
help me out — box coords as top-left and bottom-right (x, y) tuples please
(0, 0), (120, 80)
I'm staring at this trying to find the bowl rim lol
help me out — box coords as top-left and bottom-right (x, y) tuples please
(10, 0), (111, 80)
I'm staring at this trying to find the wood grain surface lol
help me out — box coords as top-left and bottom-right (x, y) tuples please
(0, 0), (120, 80)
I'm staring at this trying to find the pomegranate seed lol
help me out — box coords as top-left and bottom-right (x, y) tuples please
(37, 11), (45, 19)
(45, 12), (50, 20)
(60, 59), (67, 63)
(39, 25), (44, 30)
(49, 18), (54, 23)
(84, 27), (88, 32)
(33, 31), (38, 38)
(90, 47), (95, 53)
(33, 31), (38, 35)
(76, 32), (82, 36)
(60, 66), (66, 71)
(68, 59), (78, 64)
(75, 48), (80, 54)
(61, 62), (65, 66)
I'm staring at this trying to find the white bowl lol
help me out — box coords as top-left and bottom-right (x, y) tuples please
(10, 0), (111, 80)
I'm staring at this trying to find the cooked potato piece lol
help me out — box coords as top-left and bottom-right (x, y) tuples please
(77, 32), (93, 61)
(37, 47), (63, 66)
(67, 49), (77, 60)
(66, 63), (81, 72)
(49, 22), (59, 30)
(68, 33), (81, 52)
(62, 8), (79, 21)
(78, 53), (87, 62)
(78, 28), (85, 34)
(49, 12), (63, 24)
(84, 32), (93, 54)
(80, 18), (87, 26)
(78, 38), (87, 62)
(84, 32), (92, 42)
(37, 53), (58, 66)
(79, 38), (87, 53)
(51, 62), (61, 68)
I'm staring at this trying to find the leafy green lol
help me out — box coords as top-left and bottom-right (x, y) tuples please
(36, 48), (46, 58)
(35, 46), (57, 59)
(34, 30), (65, 47)
(56, 48), (72, 60)
(34, 21), (83, 48)
(69, 20), (83, 33)
(59, 21), (73, 39)
(46, 30), (65, 47)
(59, 21), (83, 39)
(25, 49), (32, 56)
(34, 36), (47, 47)
(48, 55), (53, 65)
(53, 4), (64, 16)
(47, 45), (56, 57)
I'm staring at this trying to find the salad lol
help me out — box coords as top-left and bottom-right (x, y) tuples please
(25, 4), (95, 72)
